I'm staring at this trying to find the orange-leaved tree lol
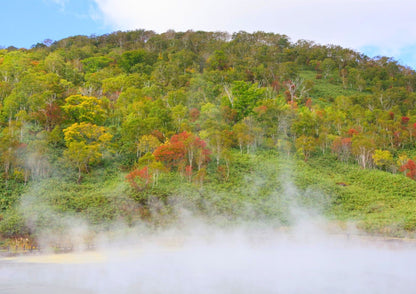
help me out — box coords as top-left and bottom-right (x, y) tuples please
(126, 166), (151, 192)
(153, 131), (211, 176)
(400, 159), (416, 180)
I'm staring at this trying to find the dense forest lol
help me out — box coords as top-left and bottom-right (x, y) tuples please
(1, 30), (416, 245)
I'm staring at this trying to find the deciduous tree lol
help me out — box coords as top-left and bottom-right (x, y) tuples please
(62, 94), (107, 124)
(372, 149), (394, 171)
(126, 166), (151, 191)
(153, 131), (210, 174)
(400, 159), (416, 180)
(63, 122), (112, 183)
(295, 135), (316, 161)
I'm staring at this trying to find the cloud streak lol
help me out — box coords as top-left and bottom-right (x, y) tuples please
(46, 0), (68, 10)
(92, 0), (416, 67)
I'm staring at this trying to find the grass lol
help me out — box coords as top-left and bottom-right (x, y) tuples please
(299, 70), (365, 104)
(304, 155), (416, 236)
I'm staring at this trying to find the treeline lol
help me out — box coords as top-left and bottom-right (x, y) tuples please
(1, 29), (416, 204)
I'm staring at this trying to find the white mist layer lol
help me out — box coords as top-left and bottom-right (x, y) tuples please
(1, 226), (416, 294)
(5, 160), (415, 293)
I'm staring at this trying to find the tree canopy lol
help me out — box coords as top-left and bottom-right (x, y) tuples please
(1, 29), (416, 240)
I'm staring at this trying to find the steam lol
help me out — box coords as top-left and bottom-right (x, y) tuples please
(18, 188), (91, 251)
(1, 227), (416, 294)
(1, 152), (415, 293)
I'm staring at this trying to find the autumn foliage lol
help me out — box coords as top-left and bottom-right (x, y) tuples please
(331, 137), (352, 162)
(126, 166), (151, 191)
(4, 29), (416, 241)
(400, 159), (416, 180)
(401, 116), (410, 125)
(153, 131), (211, 173)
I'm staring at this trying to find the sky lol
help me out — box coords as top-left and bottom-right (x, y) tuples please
(1, 0), (416, 69)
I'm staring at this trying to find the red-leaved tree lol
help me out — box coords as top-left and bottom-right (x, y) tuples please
(153, 131), (211, 174)
(400, 159), (416, 180)
(126, 166), (151, 191)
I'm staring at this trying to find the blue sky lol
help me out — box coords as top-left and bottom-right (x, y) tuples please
(0, 0), (109, 48)
(1, 0), (416, 70)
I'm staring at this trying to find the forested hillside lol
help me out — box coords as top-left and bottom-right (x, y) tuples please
(1, 30), (416, 242)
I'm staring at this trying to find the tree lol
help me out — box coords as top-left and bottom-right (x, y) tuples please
(81, 56), (113, 73)
(283, 77), (313, 103)
(331, 137), (351, 162)
(200, 129), (232, 166)
(24, 138), (52, 181)
(63, 122), (113, 183)
(0, 50), (29, 83)
(2, 71), (64, 119)
(33, 101), (64, 131)
(400, 159), (416, 180)
(351, 135), (376, 169)
(44, 52), (66, 75)
(171, 104), (189, 132)
(227, 81), (266, 121)
(253, 97), (290, 145)
(126, 166), (151, 191)
(233, 121), (254, 154)
(198, 103), (232, 164)
(149, 160), (167, 187)
(372, 149), (394, 171)
(130, 152), (168, 188)
(207, 50), (229, 71)
(321, 58), (336, 79)
(295, 135), (316, 161)
(119, 98), (173, 160)
(0, 121), (22, 179)
(136, 135), (161, 158)
(232, 117), (263, 154)
(153, 131), (210, 174)
(153, 135), (185, 170)
(62, 94), (107, 124)
(291, 108), (320, 138)
(119, 49), (157, 73)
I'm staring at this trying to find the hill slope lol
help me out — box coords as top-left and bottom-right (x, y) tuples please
(0, 30), (416, 243)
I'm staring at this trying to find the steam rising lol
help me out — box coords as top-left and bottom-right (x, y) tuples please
(1, 224), (416, 294)
(1, 156), (416, 293)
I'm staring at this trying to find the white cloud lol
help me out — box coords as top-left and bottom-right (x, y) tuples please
(46, 0), (68, 10)
(92, 0), (416, 66)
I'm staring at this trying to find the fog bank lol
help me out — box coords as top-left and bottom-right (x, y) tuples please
(1, 225), (416, 294)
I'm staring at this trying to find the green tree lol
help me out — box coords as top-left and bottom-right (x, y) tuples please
(0, 50), (30, 83)
(351, 135), (376, 169)
(207, 50), (229, 71)
(0, 121), (21, 179)
(227, 81), (266, 121)
(295, 135), (316, 161)
(253, 96), (290, 145)
(81, 56), (113, 73)
(119, 99), (173, 161)
(119, 49), (157, 73)
(44, 52), (66, 76)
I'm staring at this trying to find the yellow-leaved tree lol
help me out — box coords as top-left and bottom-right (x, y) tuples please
(62, 94), (107, 124)
(372, 149), (394, 171)
(63, 122), (112, 183)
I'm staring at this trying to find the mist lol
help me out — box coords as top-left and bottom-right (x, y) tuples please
(1, 156), (416, 294)
(1, 223), (416, 294)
